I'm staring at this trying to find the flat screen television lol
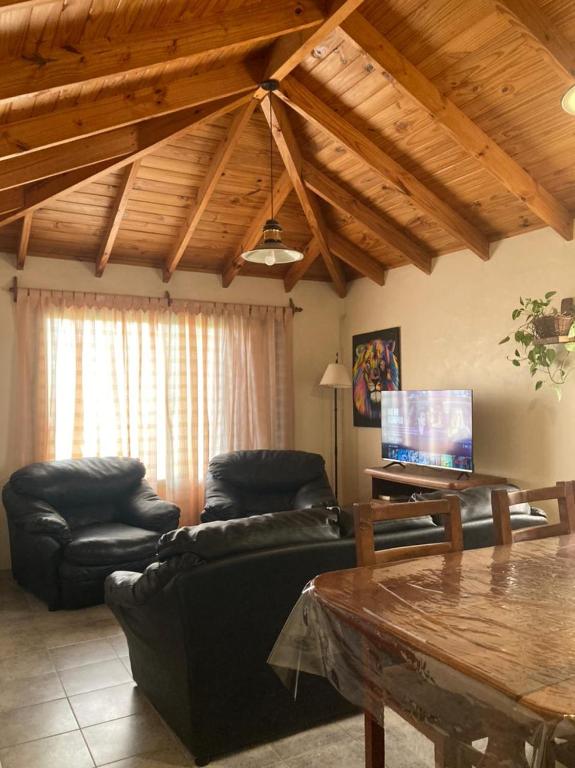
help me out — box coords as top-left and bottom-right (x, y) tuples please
(381, 389), (474, 472)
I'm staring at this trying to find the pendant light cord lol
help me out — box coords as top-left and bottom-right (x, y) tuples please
(269, 91), (274, 221)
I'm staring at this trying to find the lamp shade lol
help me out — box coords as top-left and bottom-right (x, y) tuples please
(320, 362), (352, 389)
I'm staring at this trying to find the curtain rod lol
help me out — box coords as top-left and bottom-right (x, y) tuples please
(7, 277), (303, 314)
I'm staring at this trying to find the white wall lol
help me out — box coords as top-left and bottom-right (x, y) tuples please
(0, 254), (341, 568)
(340, 227), (575, 504)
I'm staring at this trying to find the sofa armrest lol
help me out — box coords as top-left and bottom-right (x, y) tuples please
(122, 482), (180, 533)
(2, 484), (71, 544)
(294, 473), (337, 509)
(106, 553), (202, 607)
(201, 474), (243, 522)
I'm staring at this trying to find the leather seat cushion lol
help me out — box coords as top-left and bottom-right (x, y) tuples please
(64, 522), (159, 566)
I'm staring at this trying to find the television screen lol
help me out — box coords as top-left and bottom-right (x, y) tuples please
(381, 389), (473, 472)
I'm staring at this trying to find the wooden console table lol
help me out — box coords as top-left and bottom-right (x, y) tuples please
(365, 465), (507, 499)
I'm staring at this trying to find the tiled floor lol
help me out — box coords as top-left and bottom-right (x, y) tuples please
(0, 571), (432, 768)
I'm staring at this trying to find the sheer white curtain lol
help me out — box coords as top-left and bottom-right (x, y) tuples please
(14, 290), (294, 525)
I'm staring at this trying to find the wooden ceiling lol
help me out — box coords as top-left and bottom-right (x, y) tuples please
(0, 0), (574, 296)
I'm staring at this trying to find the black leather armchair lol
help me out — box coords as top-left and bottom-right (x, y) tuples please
(3, 457), (180, 609)
(201, 449), (337, 522)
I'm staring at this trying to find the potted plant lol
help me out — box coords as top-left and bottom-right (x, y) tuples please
(499, 292), (575, 396)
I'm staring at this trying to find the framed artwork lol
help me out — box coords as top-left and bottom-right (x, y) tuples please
(352, 327), (401, 427)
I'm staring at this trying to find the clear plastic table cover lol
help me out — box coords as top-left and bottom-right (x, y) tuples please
(268, 537), (575, 767)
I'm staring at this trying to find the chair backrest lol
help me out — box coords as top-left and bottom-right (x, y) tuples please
(491, 481), (575, 545)
(353, 497), (463, 567)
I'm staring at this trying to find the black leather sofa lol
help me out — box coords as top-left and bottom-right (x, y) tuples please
(3, 457), (180, 610)
(106, 451), (546, 765)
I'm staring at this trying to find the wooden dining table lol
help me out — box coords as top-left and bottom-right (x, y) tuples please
(269, 535), (575, 767)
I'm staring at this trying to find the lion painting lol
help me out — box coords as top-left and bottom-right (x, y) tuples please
(352, 329), (401, 427)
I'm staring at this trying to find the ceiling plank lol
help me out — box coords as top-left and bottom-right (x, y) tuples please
(163, 100), (257, 281)
(278, 76), (491, 260)
(328, 232), (386, 284)
(263, 94), (347, 297)
(284, 237), (321, 292)
(221, 170), (293, 287)
(95, 161), (141, 277)
(0, 59), (260, 161)
(0, 127), (139, 191)
(16, 213), (32, 270)
(255, 0), (365, 99)
(343, 12), (573, 241)
(494, 0), (575, 84)
(0, 0), (55, 9)
(0, 94), (252, 227)
(0, 1), (324, 104)
(302, 161), (433, 273)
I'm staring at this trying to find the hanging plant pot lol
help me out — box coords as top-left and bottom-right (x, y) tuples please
(533, 314), (574, 339)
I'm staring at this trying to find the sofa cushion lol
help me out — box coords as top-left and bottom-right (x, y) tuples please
(158, 507), (340, 562)
(207, 450), (326, 490)
(64, 522), (159, 566)
(412, 484), (530, 523)
(9, 457), (145, 507)
(338, 505), (436, 538)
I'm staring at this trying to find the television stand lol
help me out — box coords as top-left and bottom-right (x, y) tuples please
(365, 465), (507, 499)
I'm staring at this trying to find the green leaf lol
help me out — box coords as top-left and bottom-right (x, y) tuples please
(547, 348), (556, 363)
(565, 342), (575, 353)
(512, 359), (521, 367)
(545, 291), (557, 299)
(512, 309), (522, 320)
(514, 349), (520, 357)
(555, 386), (563, 402)
(499, 336), (510, 345)
(519, 297), (525, 306)
(535, 380), (543, 390)
(569, 322), (575, 338)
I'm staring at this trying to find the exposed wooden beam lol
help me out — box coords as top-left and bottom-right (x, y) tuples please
(95, 161), (141, 277)
(255, 0), (365, 99)
(328, 232), (386, 284)
(0, 94), (251, 226)
(302, 161), (433, 273)
(343, 12), (573, 241)
(16, 213), (32, 270)
(494, 0), (575, 84)
(164, 100), (257, 282)
(0, 1), (324, 105)
(278, 76), (491, 260)
(284, 237), (321, 292)
(0, 186), (24, 215)
(221, 170), (293, 287)
(0, 59), (260, 161)
(0, 0), (55, 9)
(263, 94), (347, 296)
(0, 127), (139, 191)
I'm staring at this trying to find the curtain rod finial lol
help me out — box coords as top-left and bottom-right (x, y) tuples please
(289, 298), (302, 314)
(10, 276), (18, 303)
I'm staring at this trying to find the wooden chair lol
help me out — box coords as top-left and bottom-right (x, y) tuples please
(353, 498), (479, 768)
(491, 481), (575, 546)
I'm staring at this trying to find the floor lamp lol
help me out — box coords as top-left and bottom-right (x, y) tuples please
(320, 354), (352, 500)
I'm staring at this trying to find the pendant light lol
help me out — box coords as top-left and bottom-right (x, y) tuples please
(241, 81), (304, 266)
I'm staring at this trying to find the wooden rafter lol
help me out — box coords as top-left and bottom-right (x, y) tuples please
(95, 161), (141, 277)
(221, 170), (293, 287)
(0, 0), (54, 9)
(277, 76), (491, 260)
(163, 100), (257, 282)
(16, 213), (32, 270)
(0, 59), (260, 161)
(255, 0), (366, 99)
(328, 232), (386, 284)
(302, 161), (433, 273)
(0, 187), (24, 215)
(494, 0), (575, 84)
(284, 238), (321, 292)
(0, 1), (325, 104)
(0, 128), (138, 192)
(0, 94), (252, 227)
(343, 12), (573, 241)
(263, 94), (347, 297)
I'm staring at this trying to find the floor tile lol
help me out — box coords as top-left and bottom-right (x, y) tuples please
(50, 639), (117, 671)
(0, 730), (95, 768)
(69, 682), (148, 727)
(0, 649), (56, 683)
(121, 656), (133, 676)
(282, 739), (364, 768)
(0, 672), (66, 712)
(0, 698), (78, 749)
(82, 711), (175, 765)
(271, 721), (348, 759)
(59, 658), (132, 696)
(40, 619), (122, 649)
(110, 634), (130, 657)
(0, 625), (45, 658)
(213, 743), (282, 768)
(100, 748), (195, 767)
